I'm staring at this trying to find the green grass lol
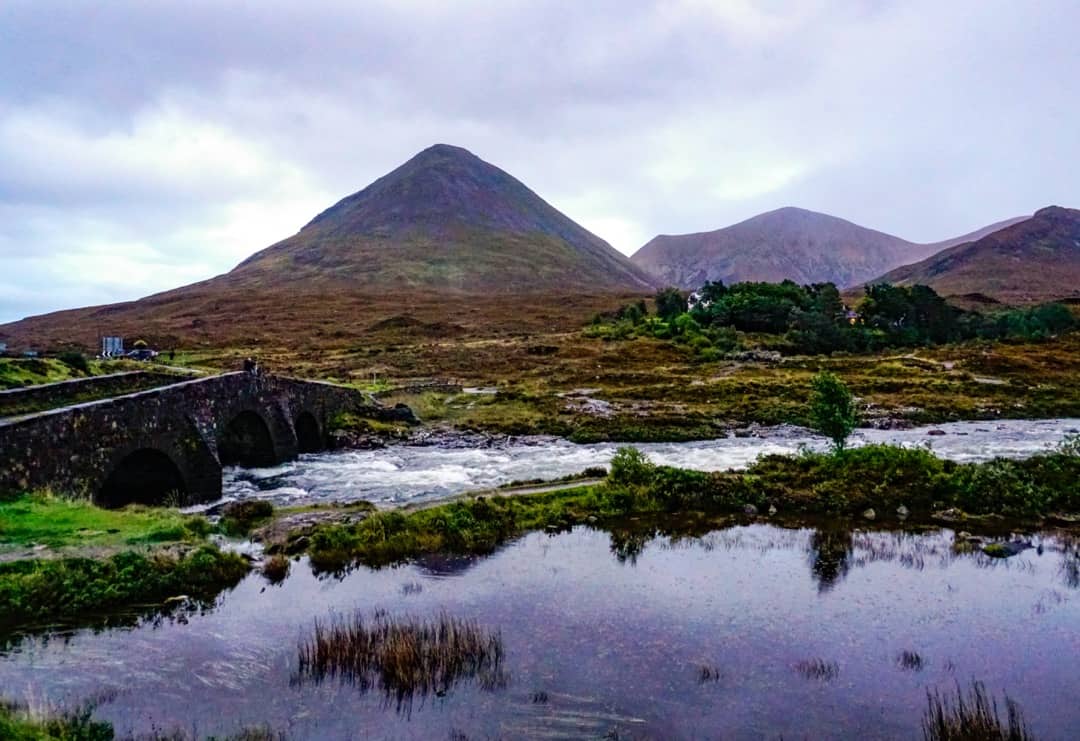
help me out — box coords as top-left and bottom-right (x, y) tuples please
(0, 701), (112, 741)
(306, 484), (639, 572)
(0, 493), (211, 552)
(0, 545), (250, 634)
(0, 357), (92, 390)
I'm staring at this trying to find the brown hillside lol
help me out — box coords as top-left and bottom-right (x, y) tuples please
(0, 144), (661, 352)
(631, 207), (1025, 290)
(869, 206), (1080, 304)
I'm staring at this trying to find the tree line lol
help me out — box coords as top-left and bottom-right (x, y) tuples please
(589, 280), (1077, 356)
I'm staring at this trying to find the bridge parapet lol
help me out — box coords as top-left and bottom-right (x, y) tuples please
(0, 373), (381, 507)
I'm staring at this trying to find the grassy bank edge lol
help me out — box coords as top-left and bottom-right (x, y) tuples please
(297, 441), (1080, 572)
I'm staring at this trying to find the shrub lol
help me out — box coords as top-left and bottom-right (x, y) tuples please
(220, 499), (274, 536)
(608, 447), (655, 488)
(57, 351), (90, 375)
(809, 372), (858, 451)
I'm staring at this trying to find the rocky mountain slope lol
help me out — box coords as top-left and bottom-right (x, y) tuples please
(631, 207), (1025, 290)
(868, 206), (1080, 303)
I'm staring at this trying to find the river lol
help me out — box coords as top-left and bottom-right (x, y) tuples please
(215, 418), (1080, 509)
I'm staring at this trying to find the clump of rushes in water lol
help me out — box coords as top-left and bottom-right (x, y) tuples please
(922, 681), (1034, 741)
(296, 610), (505, 710)
(698, 664), (722, 683)
(794, 658), (839, 682)
(898, 650), (926, 672)
(261, 554), (290, 583)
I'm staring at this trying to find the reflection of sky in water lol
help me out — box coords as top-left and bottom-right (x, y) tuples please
(2, 523), (1078, 739)
(216, 418), (1080, 509)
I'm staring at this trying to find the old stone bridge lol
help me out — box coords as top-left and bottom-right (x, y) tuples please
(0, 372), (402, 507)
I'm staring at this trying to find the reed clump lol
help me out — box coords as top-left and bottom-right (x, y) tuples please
(922, 681), (1034, 741)
(794, 658), (839, 682)
(296, 610), (505, 707)
(261, 554), (290, 583)
(898, 650), (926, 672)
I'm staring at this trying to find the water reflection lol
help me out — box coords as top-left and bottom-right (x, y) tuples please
(2, 519), (1079, 739)
(809, 528), (854, 592)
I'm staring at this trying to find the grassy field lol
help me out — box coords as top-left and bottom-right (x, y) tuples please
(0, 493), (211, 554)
(3, 290), (1078, 439)
(0, 356), (134, 390)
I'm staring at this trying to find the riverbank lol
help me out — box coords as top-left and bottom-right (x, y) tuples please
(324, 330), (1080, 440)
(0, 494), (250, 637)
(295, 440), (1080, 572)
(3, 435), (1077, 638)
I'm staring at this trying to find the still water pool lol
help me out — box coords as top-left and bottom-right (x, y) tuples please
(2, 520), (1078, 739)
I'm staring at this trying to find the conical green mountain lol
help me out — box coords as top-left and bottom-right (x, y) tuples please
(226, 143), (659, 292)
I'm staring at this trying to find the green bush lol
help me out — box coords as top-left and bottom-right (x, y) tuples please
(608, 447), (655, 488)
(220, 499), (274, 536)
(57, 351), (91, 375)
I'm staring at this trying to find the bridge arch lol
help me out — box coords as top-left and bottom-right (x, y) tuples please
(219, 410), (278, 467)
(295, 411), (323, 454)
(99, 448), (187, 508)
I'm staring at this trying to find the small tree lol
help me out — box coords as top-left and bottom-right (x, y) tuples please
(809, 371), (858, 452)
(655, 287), (688, 321)
(608, 447), (655, 488)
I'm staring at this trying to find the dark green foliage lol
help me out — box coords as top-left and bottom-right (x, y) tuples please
(655, 287), (688, 320)
(220, 499), (275, 536)
(608, 447), (655, 488)
(0, 546), (250, 633)
(0, 701), (113, 741)
(922, 681), (1034, 741)
(592, 278), (1076, 359)
(57, 351), (91, 375)
(809, 372), (858, 451)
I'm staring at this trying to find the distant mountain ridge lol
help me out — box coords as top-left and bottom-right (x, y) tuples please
(630, 207), (1026, 290)
(228, 143), (659, 293)
(867, 206), (1080, 304)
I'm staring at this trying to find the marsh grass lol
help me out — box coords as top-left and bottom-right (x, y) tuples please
(0, 698), (112, 741)
(0, 545), (250, 634)
(922, 681), (1034, 741)
(261, 554), (290, 583)
(697, 665), (722, 683)
(898, 650), (926, 672)
(794, 658), (839, 682)
(296, 610), (505, 711)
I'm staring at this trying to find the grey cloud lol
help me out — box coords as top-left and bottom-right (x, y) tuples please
(1, 0), (1078, 322)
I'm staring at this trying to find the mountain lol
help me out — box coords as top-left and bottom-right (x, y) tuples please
(868, 206), (1080, 304)
(223, 143), (658, 293)
(630, 207), (1026, 290)
(0, 144), (662, 351)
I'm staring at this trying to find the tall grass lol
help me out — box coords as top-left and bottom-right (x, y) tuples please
(922, 681), (1035, 741)
(296, 610), (505, 711)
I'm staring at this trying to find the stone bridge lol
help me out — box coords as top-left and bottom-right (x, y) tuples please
(0, 372), (402, 507)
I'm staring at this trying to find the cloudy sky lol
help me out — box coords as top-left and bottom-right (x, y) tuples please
(1, 0), (1077, 322)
